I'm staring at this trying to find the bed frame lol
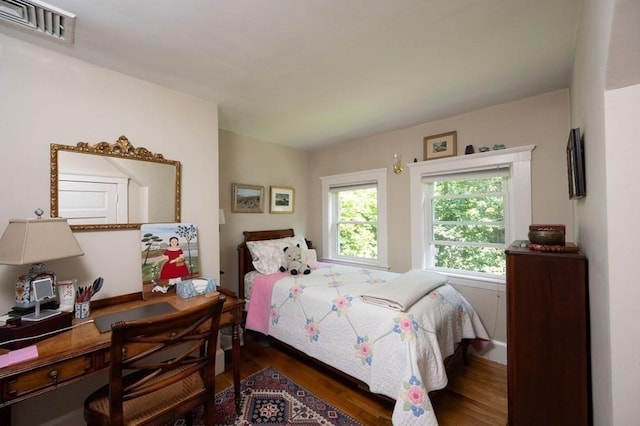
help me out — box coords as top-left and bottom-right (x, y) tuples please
(237, 229), (470, 398)
(237, 228), (311, 302)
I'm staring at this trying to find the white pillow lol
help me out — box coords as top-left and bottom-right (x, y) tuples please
(246, 236), (308, 274)
(301, 249), (317, 269)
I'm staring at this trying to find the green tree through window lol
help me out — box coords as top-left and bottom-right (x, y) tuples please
(322, 168), (388, 268)
(428, 175), (507, 275)
(336, 187), (377, 259)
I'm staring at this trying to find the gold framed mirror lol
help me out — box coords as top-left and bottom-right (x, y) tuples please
(51, 136), (181, 231)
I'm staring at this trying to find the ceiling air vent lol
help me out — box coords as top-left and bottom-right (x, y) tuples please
(0, 0), (75, 44)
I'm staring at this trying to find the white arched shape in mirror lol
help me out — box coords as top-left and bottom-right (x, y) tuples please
(50, 136), (181, 231)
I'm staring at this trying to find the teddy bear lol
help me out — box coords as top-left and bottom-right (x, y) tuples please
(279, 244), (311, 275)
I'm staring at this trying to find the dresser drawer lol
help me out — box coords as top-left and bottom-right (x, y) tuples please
(5, 356), (93, 399)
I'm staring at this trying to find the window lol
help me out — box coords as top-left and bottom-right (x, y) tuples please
(321, 168), (388, 268)
(409, 146), (534, 284)
(333, 184), (377, 259)
(424, 169), (510, 277)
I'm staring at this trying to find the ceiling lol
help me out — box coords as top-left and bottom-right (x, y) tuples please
(0, 0), (584, 150)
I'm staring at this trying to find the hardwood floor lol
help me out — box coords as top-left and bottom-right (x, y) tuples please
(215, 331), (507, 425)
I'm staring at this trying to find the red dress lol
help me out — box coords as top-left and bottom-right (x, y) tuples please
(159, 249), (190, 279)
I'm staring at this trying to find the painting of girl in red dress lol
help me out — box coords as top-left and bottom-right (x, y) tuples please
(158, 236), (190, 281)
(140, 223), (199, 299)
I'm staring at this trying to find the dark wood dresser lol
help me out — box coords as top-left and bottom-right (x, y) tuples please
(505, 241), (590, 425)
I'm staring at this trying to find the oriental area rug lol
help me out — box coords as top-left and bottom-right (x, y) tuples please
(172, 366), (364, 425)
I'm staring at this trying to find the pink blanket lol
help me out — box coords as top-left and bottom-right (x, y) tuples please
(245, 263), (330, 334)
(245, 271), (289, 333)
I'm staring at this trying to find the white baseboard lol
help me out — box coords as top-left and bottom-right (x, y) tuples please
(469, 339), (507, 365)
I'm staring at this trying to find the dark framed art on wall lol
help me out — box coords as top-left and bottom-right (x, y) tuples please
(232, 183), (264, 213)
(424, 131), (457, 160)
(566, 128), (586, 199)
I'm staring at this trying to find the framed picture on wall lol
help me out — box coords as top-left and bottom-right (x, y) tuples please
(232, 183), (264, 213)
(424, 130), (457, 160)
(270, 186), (295, 214)
(566, 127), (586, 199)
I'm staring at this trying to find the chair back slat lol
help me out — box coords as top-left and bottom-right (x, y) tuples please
(85, 294), (225, 425)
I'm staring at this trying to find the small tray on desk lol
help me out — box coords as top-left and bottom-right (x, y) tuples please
(0, 311), (72, 349)
(10, 299), (59, 313)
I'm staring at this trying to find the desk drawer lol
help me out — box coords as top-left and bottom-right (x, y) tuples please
(6, 356), (93, 398)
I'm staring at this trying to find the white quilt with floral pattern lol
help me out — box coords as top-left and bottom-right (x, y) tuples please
(246, 263), (489, 426)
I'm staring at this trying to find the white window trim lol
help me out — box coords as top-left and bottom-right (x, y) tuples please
(409, 145), (535, 286)
(320, 168), (388, 268)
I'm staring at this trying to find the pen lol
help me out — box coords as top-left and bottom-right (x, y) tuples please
(76, 279), (102, 303)
(77, 286), (90, 302)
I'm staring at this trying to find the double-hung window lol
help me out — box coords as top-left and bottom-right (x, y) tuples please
(409, 146), (534, 283)
(424, 168), (510, 277)
(321, 168), (388, 268)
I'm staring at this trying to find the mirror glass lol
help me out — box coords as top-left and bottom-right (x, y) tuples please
(51, 136), (181, 231)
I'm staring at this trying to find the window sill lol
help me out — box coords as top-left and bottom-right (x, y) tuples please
(437, 271), (506, 292)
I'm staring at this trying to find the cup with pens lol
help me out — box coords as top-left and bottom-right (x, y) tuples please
(74, 277), (104, 319)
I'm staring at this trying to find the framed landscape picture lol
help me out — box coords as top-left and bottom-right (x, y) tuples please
(270, 186), (295, 214)
(424, 130), (457, 160)
(232, 183), (264, 213)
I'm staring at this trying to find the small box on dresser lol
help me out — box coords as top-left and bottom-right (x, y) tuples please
(0, 311), (73, 349)
(505, 241), (591, 425)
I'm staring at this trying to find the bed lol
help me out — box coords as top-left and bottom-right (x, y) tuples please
(237, 229), (489, 426)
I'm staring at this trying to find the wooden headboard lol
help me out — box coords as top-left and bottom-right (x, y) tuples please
(237, 229), (295, 301)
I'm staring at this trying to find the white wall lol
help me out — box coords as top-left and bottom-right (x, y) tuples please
(603, 2), (640, 422)
(308, 89), (573, 268)
(571, 0), (640, 423)
(0, 33), (220, 425)
(218, 129), (311, 295)
(570, 0), (614, 424)
(604, 84), (640, 426)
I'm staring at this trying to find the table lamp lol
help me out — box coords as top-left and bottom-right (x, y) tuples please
(0, 211), (84, 312)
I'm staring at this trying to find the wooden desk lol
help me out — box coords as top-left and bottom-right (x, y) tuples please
(0, 290), (244, 424)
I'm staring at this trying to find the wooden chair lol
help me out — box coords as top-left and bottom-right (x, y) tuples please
(84, 295), (226, 425)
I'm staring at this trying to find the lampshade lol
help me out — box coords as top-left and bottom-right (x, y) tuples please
(0, 218), (84, 265)
(219, 209), (226, 225)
